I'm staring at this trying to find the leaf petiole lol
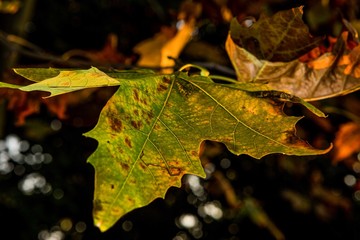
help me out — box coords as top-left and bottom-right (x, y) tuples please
(209, 75), (239, 84)
(178, 64), (210, 76)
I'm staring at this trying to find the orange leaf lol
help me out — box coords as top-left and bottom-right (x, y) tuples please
(332, 122), (360, 163)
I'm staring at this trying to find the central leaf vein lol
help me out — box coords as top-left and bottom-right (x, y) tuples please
(109, 76), (175, 213)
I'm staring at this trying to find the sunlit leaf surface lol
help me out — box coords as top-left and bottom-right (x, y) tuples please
(16, 67), (121, 97)
(83, 70), (330, 231)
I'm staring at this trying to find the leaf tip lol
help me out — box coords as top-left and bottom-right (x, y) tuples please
(95, 220), (108, 232)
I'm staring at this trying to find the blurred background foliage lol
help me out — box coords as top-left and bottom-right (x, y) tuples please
(0, 0), (360, 239)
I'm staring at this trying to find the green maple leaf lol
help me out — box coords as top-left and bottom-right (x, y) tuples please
(3, 67), (330, 231)
(83, 69), (329, 231)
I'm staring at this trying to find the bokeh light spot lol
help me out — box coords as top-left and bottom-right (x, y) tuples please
(354, 190), (360, 201)
(344, 174), (356, 187)
(75, 221), (87, 233)
(18, 172), (47, 195)
(53, 188), (64, 200)
(60, 218), (73, 231)
(31, 144), (43, 154)
(178, 214), (198, 229)
(38, 229), (64, 240)
(122, 220), (133, 232)
(202, 201), (223, 220)
(220, 158), (231, 169)
(51, 119), (62, 131)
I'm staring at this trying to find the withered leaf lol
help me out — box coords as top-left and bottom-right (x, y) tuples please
(226, 24), (360, 101)
(230, 6), (323, 62)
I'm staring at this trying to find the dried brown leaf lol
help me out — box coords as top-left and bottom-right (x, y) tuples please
(226, 31), (360, 101)
(230, 6), (323, 62)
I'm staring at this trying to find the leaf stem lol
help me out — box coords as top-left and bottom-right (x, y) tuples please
(178, 64), (210, 76)
(209, 75), (239, 84)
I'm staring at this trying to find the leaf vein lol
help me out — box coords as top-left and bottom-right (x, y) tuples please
(108, 76), (175, 214)
(185, 79), (288, 148)
(158, 118), (194, 166)
(209, 104), (218, 134)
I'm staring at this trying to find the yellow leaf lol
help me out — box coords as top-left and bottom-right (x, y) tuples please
(133, 22), (195, 73)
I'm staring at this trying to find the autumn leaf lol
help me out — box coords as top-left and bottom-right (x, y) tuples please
(133, 23), (195, 73)
(3, 67), (331, 231)
(1, 66), (123, 99)
(133, 1), (201, 73)
(226, 11), (360, 101)
(81, 69), (329, 231)
(3, 68), (119, 125)
(14, 67), (62, 82)
(230, 6), (322, 62)
(61, 33), (127, 65)
(332, 122), (360, 163)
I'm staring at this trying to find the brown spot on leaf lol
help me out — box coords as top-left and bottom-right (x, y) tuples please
(111, 208), (121, 215)
(118, 147), (124, 154)
(139, 161), (147, 170)
(131, 120), (142, 130)
(162, 76), (171, 84)
(169, 167), (182, 176)
(284, 131), (300, 145)
(126, 196), (135, 205)
(125, 137), (132, 148)
(133, 89), (140, 101)
(120, 162), (130, 171)
(133, 109), (139, 116)
(175, 81), (193, 97)
(157, 83), (168, 92)
(144, 110), (154, 124)
(191, 150), (198, 157)
(93, 199), (103, 212)
(111, 184), (114, 189)
(146, 111), (154, 119)
(140, 98), (148, 105)
(110, 118), (123, 132)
